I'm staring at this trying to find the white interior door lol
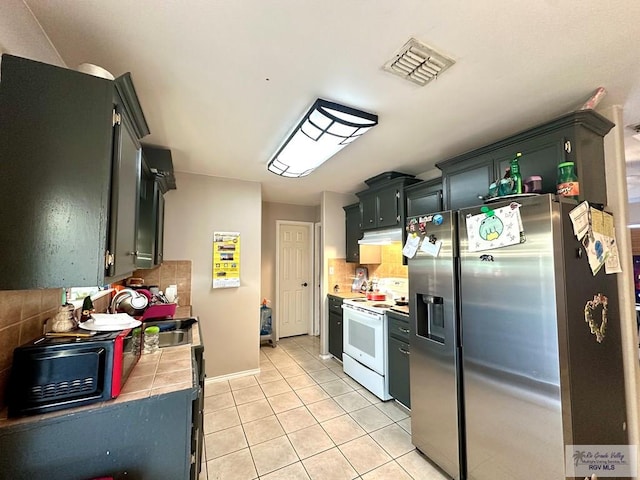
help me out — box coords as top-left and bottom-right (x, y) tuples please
(277, 222), (312, 338)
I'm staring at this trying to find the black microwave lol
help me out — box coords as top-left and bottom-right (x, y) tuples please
(6, 328), (142, 417)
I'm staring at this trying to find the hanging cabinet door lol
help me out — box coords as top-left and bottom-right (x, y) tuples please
(108, 104), (141, 278)
(0, 55), (113, 289)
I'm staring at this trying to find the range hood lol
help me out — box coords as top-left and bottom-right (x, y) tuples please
(358, 228), (403, 245)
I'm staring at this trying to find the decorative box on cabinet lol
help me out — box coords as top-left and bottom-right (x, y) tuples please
(438, 110), (614, 210)
(0, 55), (150, 289)
(356, 172), (420, 231)
(328, 294), (344, 360)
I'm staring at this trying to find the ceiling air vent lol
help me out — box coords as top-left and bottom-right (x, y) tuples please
(383, 38), (455, 86)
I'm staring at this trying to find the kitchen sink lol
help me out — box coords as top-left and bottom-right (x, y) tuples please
(157, 329), (190, 347)
(144, 317), (197, 348)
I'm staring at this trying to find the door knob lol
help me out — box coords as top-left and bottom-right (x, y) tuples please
(301, 282), (308, 287)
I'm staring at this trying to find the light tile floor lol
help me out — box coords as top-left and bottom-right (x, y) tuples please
(199, 335), (448, 480)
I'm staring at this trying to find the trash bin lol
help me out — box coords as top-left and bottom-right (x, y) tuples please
(260, 299), (276, 347)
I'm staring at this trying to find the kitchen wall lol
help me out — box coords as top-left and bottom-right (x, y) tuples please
(320, 191), (356, 355)
(163, 172), (262, 378)
(0, 289), (61, 410)
(0, 1), (65, 67)
(601, 105), (640, 452)
(261, 201), (319, 321)
(366, 242), (407, 279)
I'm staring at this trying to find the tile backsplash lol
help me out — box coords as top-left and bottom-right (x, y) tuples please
(131, 260), (192, 308)
(327, 244), (407, 294)
(367, 242), (408, 279)
(0, 288), (63, 410)
(0, 260), (192, 411)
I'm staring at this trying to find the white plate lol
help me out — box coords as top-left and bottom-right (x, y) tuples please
(79, 318), (141, 332)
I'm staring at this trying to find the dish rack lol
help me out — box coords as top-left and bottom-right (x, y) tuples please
(140, 303), (177, 321)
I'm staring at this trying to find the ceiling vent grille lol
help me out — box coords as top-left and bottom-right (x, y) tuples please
(383, 38), (455, 86)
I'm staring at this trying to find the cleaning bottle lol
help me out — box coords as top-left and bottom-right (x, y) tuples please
(509, 152), (523, 194)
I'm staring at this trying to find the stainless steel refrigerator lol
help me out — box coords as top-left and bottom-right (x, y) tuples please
(408, 194), (628, 480)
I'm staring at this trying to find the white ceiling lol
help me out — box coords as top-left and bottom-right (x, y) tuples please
(23, 0), (640, 206)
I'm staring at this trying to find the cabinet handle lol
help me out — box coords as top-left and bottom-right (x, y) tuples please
(398, 327), (410, 334)
(369, 219), (374, 223)
(128, 251), (139, 256)
(337, 321), (341, 326)
(398, 347), (410, 355)
(104, 250), (114, 268)
(379, 217), (383, 221)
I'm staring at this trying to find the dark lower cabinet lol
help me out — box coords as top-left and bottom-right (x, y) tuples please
(387, 310), (410, 408)
(328, 295), (344, 360)
(191, 344), (205, 479)
(0, 390), (194, 479)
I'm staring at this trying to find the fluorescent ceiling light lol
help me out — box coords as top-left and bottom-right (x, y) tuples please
(268, 98), (378, 178)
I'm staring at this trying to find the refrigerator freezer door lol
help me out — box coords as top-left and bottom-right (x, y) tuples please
(459, 194), (564, 480)
(409, 210), (462, 479)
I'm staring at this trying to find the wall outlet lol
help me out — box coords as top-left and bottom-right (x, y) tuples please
(329, 266), (334, 275)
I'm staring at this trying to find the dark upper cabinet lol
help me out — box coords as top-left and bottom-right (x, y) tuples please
(0, 55), (113, 289)
(438, 110), (614, 210)
(111, 73), (150, 278)
(343, 203), (361, 264)
(155, 186), (165, 266)
(360, 194), (377, 229)
(356, 173), (420, 231)
(405, 178), (443, 217)
(136, 158), (156, 268)
(443, 155), (493, 211)
(108, 99), (141, 278)
(137, 146), (174, 268)
(0, 54), (150, 289)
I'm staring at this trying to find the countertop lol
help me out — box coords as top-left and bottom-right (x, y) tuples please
(388, 305), (409, 316)
(0, 319), (202, 428)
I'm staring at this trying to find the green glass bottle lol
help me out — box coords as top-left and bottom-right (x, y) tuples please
(509, 152), (523, 194)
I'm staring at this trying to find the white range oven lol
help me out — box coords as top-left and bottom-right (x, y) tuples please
(342, 298), (393, 401)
